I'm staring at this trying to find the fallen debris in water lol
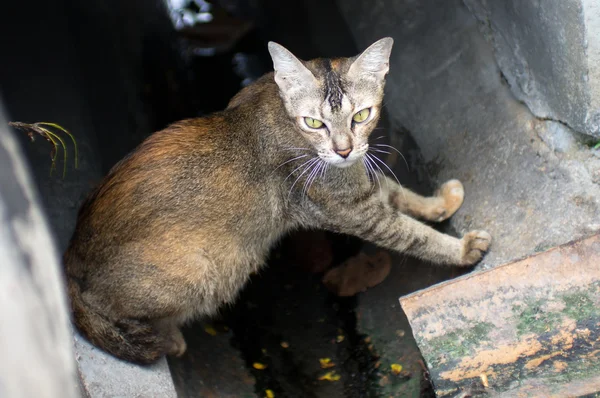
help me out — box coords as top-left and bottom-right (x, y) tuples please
(322, 250), (392, 296)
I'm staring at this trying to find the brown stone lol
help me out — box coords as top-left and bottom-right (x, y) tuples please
(322, 250), (392, 296)
(400, 235), (600, 397)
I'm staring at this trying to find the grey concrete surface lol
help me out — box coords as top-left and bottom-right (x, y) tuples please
(75, 333), (176, 398)
(464, 0), (600, 138)
(0, 106), (78, 398)
(336, 0), (600, 269)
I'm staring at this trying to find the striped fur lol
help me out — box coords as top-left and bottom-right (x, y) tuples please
(63, 38), (491, 365)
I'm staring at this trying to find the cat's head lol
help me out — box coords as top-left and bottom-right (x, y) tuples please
(268, 38), (393, 168)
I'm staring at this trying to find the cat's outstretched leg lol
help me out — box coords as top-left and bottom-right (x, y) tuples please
(379, 175), (464, 222)
(336, 211), (490, 266)
(319, 183), (490, 266)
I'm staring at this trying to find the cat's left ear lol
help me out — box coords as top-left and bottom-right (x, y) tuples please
(268, 42), (318, 95)
(348, 37), (394, 81)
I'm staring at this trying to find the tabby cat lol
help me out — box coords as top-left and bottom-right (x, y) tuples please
(64, 37), (491, 364)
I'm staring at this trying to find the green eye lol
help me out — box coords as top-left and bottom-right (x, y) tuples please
(304, 117), (324, 129)
(353, 108), (371, 123)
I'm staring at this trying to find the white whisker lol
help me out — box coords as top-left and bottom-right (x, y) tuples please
(311, 161), (327, 194)
(284, 157), (317, 183)
(366, 153), (388, 188)
(362, 157), (377, 194)
(369, 153), (406, 202)
(302, 159), (323, 198)
(320, 161), (329, 180)
(288, 158), (320, 197)
(369, 153), (400, 184)
(272, 154), (308, 175)
(364, 155), (382, 196)
(369, 148), (392, 155)
(362, 158), (371, 184)
(374, 143), (409, 171)
(362, 158), (371, 180)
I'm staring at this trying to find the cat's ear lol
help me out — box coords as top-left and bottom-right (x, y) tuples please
(348, 37), (394, 80)
(268, 42), (318, 94)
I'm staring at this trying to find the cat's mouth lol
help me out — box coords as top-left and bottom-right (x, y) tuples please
(329, 157), (359, 168)
(320, 148), (366, 168)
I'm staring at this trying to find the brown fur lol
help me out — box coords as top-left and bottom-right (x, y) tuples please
(64, 39), (491, 364)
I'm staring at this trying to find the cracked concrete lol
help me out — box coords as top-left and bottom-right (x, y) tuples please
(464, 0), (600, 138)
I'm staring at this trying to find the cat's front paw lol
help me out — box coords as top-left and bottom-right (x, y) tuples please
(460, 230), (491, 266)
(432, 179), (464, 222)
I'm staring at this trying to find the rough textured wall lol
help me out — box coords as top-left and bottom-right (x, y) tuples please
(464, 0), (600, 138)
(334, 0), (600, 268)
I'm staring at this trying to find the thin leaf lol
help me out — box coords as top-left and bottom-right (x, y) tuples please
(37, 122), (79, 169)
(37, 126), (68, 178)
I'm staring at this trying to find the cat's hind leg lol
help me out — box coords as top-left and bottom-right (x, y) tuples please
(69, 277), (186, 364)
(380, 175), (464, 222)
(154, 318), (187, 357)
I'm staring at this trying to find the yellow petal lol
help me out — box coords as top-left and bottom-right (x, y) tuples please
(253, 362), (268, 370)
(336, 335), (345, 343)
(265, 389), (275, 398)
(391, 363), (403, 375)
(319, 357), (335, 369)
(203, 325), (217, 336)
(318, 371), (341, 381)
(480, 373), (489, 388)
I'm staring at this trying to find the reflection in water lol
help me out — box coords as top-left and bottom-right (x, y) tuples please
(164, 0), (214, 29)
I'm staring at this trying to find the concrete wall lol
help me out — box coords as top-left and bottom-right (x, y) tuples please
(0, 106), (78, 398)
(335, 0), (600, 268)
(464, 0), (600, 138)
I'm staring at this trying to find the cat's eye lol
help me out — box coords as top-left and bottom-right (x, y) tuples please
(304, 117), (324, 129)
(353, 108), (371, 123)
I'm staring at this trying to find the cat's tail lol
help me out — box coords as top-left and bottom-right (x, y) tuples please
(67, 277), (167, 364)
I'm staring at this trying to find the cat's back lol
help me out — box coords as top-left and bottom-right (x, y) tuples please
(71, 108), (273, 243)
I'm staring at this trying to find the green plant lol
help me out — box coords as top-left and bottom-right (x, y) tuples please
(9, 121), (78, 178)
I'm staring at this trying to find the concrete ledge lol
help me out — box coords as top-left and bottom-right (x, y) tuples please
(74, 332), (177, 398)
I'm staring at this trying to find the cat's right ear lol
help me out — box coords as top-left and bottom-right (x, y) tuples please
(268, 42), (317, 94)
(348, 37), (394, 81)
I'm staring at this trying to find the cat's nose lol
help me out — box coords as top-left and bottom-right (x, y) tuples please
(335, 147), (353, 158)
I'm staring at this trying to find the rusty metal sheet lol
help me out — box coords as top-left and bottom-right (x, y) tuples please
(400, 235), (600, 397)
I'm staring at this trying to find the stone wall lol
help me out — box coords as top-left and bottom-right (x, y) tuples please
(334, 0), (600, 268)
(464, 0), (600, 138)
